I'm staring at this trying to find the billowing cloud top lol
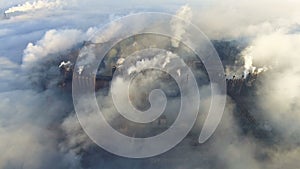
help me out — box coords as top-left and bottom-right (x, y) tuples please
(0, 0), (300, 169)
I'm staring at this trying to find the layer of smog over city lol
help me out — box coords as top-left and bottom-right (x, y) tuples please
(0, 1), (300, 169)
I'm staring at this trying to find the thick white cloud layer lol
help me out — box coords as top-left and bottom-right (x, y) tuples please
(22, 29), (85, 68)
(0, 0), (300, 169)
(244, 33), (300, 140)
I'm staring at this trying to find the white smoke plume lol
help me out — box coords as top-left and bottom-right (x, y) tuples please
(4, 0), (64, 14)
(242, 48), (255, 75)
(170, 5), (192, 48)
(242, 46), (269, 78)
(22, 29), (85, 69)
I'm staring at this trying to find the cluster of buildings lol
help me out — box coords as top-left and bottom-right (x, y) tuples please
(226, 72), (259, 96)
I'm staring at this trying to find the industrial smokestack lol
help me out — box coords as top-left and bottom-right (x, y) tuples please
(112, 65), (117, 76)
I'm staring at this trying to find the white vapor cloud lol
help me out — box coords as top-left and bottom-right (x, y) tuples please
(245, 32), (300, 139)
(22, 29), (85, 68)
(191, 0), (300, 39)
(0, 27), (86, 169)
(4, 0), (65, 14)
(0, 0), (300, 169)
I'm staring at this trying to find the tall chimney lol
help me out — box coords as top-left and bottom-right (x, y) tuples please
(112, 66), (117, 76)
